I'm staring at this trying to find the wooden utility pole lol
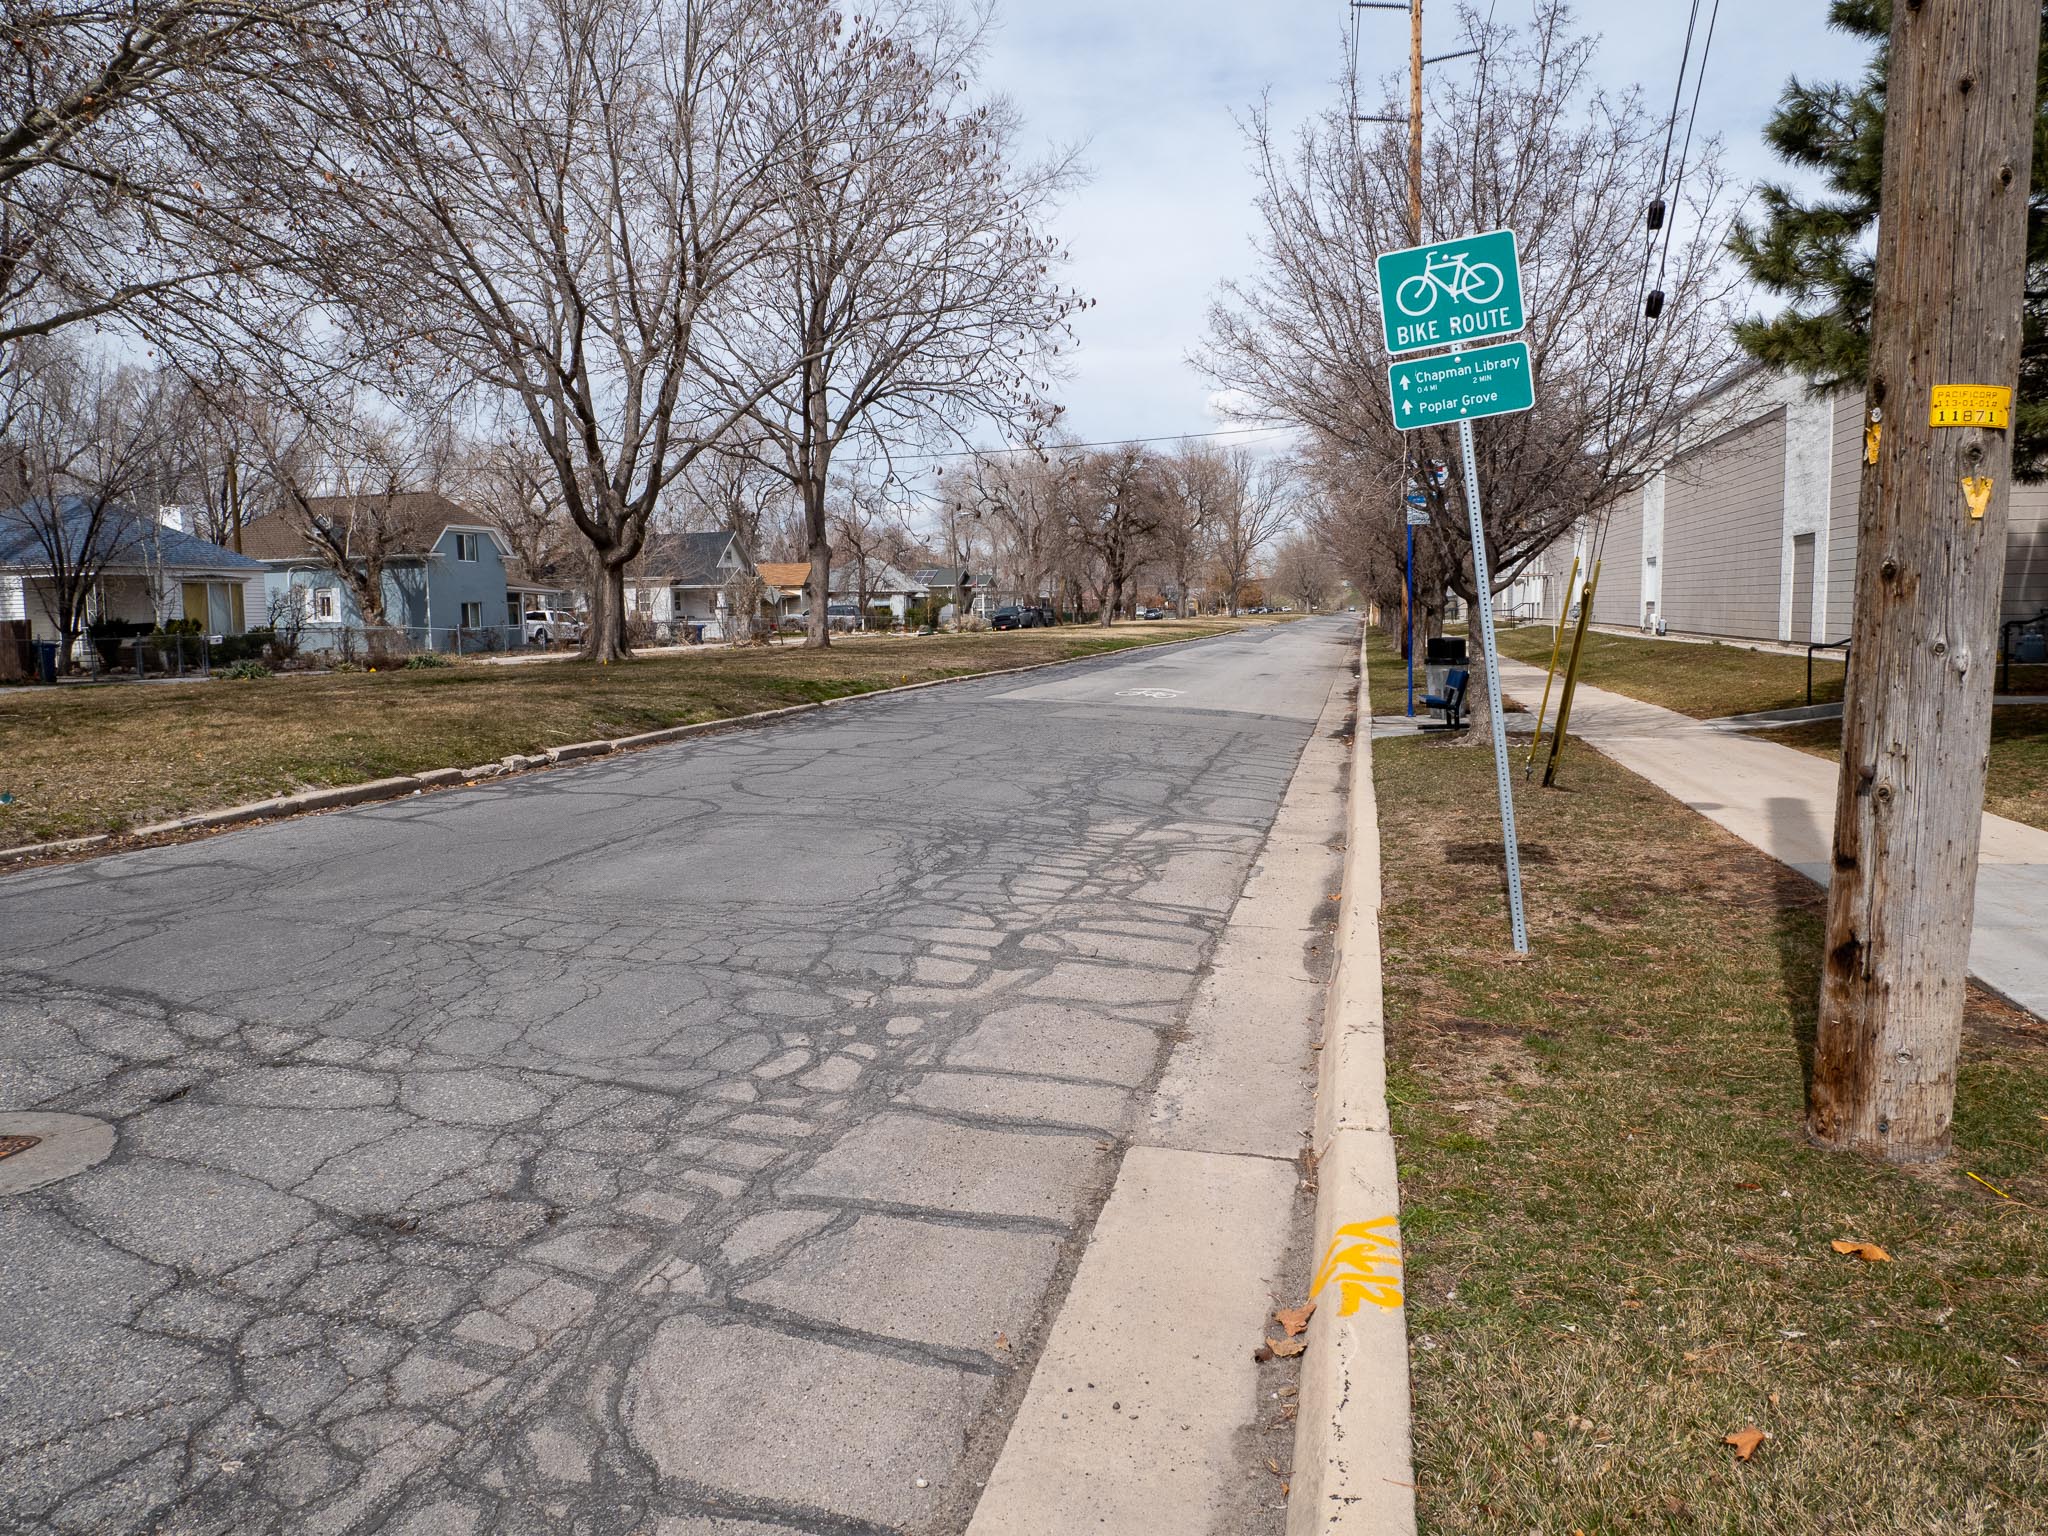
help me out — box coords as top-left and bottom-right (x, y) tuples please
(1407, 0), (1424, 243)
(1810, 0), (2041, 1162)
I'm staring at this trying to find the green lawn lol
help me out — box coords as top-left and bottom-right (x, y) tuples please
(0, 619), (1264, 849)
(1763, 704), (2048, 834)
(1360, 634), (2048, 1533)
(1494, 623), (2048, 721)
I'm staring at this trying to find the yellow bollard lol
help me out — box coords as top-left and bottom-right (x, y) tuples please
(1525, 553), (1580, 773)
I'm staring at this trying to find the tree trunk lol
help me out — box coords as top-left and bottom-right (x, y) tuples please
(1809, 0), (2039, 1163)
(804, 479), (831, 650)
(583, 557), (631, 663)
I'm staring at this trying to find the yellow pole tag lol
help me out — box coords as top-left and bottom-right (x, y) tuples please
(1961, 476), (1994, 519)
(1864, 422), (1881, 464)
(1931, 385), (2012, 428)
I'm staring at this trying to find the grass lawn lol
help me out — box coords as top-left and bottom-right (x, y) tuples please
(1761, 705), (2048, 835)
(0, 618), (1263, 849)
(1361, 636), (2048, 1534)
(1495, 623), (2048, 721)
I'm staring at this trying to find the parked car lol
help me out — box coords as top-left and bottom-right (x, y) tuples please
(524, 609), (584, 645)
(1137, 606), (1165, 620)
(991, 604), (1057, 630)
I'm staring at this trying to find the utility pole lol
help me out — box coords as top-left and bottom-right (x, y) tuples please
(1809, 0), (2041, 1162)
(1407, 0), (1423, 243)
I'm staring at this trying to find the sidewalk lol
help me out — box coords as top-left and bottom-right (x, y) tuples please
(1501, 660), (2048, 1019)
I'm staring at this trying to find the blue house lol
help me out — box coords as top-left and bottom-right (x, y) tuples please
(239, 493), (535, 653)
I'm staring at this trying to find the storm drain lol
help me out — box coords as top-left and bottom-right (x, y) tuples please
(0, 1114), (116, 1196)
(0, 1135), (42, 1161)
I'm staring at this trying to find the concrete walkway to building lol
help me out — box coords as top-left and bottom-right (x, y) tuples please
(1499, 660), (2048, 1020)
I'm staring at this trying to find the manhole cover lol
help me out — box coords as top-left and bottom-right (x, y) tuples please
(0, 1135), (41, 1161)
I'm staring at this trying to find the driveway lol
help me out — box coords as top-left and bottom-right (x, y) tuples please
(0, 617), (1355, 1536)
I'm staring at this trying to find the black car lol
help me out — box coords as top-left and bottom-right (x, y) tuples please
(991, 605), (1055, 630)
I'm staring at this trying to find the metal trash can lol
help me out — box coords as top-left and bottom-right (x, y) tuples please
(34, 641), (58, 683)
(1424, 635), (1467, 702)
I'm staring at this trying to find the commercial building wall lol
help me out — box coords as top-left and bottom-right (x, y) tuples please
(1529, 372), (2048, 646)
(1661, 408), (1787, 639)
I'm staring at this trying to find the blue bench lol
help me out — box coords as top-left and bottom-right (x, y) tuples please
(1422, 667), (1469, 730)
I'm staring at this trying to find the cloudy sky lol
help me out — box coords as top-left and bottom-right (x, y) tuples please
(971, 1), (1874, 450)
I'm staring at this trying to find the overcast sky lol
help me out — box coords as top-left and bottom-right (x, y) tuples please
(969, 1), (1874, 453)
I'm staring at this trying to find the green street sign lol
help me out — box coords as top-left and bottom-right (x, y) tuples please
(1387, 341), (1534, 431)
(1375, 228), (1524, 354)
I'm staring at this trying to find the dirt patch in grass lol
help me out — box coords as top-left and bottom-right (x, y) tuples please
(0, 619), (1265, 849)
(1760, 704), (2048, 835)
(1371, 697), (2048, 1534)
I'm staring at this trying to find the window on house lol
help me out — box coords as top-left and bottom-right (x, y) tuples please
(454, 532), (480, 562)
(460, 600), (483, 629)
(312, 588), (339, 622)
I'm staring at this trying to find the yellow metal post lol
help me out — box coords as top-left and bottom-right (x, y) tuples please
(1541, 560), (1601, 789)
(1524, 553), (1580, 772)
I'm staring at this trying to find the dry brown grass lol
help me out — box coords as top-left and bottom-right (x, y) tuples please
(0, 618), (1268, 848)
(1363, 631), (2048, 1535)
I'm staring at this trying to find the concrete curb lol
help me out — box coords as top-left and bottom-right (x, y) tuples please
(1287, 629), (1417, 1536)
(0, 631), (1231, 870)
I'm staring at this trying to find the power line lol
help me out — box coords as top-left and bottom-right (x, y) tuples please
(861, 424), (1300, 467)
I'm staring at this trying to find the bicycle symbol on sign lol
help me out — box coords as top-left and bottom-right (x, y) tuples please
(1394, 249), (1505, 317)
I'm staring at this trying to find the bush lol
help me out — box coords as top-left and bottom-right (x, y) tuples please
(328, 659), (362, 673)
(220, 659), (271, 681)
(87, 618), (151, 668)
(403, 651), (453, 669)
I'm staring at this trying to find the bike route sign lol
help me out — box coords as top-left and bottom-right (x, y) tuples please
(1375, 228), (1524, 355)
(1388, 340), (1533, 430)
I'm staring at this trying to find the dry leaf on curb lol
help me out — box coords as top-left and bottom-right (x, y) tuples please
(1265, 1458), (1284, 1478)
(1830, 1239), (1892, 1262)
(1263, 1334), (1307, 1359)
(1724, 1427), (1766, 1461)
(1275, 1303), (1316, 1337)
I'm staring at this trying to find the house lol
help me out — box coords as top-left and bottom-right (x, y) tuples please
(238, 493), (522, 652)
(0, 497), (266, 651)
(912, 567), (996, 620)
(622, 530), (779, 640)
(1528, 371), (2048, 644)
(758, 557), (926, 628)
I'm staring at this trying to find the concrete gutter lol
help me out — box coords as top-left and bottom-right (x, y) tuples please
(0, 633), (1229, 870)
(1287, 627), (1417, 1536)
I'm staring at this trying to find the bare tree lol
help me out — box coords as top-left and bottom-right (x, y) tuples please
(263, 0), (802, 661)
(1186, 444), (1292, 616)
(464, 431), (580, 591)
(1069, 443), (1163, 625)
(740, 0), (1083, 648)
(0, 0), (321, 353)
(0, 341), (171, 670)
(1200, 1), (1748, 626)
(1269, 529), (1335, 612)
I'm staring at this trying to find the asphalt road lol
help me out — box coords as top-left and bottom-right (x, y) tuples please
(0, 617), (1354, 1536)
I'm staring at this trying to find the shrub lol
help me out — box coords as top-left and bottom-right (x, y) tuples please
(403, 651), (453, 669)
(220, 659), (271, 681)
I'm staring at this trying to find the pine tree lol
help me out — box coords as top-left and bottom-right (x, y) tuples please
(1730, 0), (2048, 477)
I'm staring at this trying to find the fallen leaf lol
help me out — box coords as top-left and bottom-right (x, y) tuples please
(1265, 1458), (1284, 1478)
(1725, 1427), (1765, 1461)
(1275, 1302), (1316, 1337)
(1264, 1334), (1307, 1359)
(1252, 1342), (1275, 1363)
(1768, 1391), (1781, 1407)
(1735, 1181), (1763, 1191)
(1530, 1430), (1548, 1448)
(994, 1332), (1010, 1352)
(1830, 1239), (1892, 1262)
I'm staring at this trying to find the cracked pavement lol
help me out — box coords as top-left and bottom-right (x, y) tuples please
(0, 618), (1354, 1536)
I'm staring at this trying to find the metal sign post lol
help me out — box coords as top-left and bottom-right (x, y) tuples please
(1403, 491), (1428, 718)
(1378, 229), (1532, 954)
(1454, 406), (1529, 952)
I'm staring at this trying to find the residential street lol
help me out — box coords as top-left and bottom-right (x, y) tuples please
(0, 617), (1353, 1536)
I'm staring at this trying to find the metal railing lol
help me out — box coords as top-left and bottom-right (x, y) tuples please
(1807, 637), (1851, 705)
(2000, 608), (2046, 694)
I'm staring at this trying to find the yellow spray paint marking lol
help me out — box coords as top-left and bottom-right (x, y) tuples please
(1930, 384), (2012, 429)
(1962, 476), (1995, 520)
(1309, 1215), (1405, 1314)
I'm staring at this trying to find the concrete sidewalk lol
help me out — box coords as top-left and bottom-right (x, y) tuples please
(1502, 661), (2048, 1019)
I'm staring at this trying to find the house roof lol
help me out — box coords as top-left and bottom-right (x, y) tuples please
(631, 530), (746, 587)
(238, 492), (499, 563)
(911, 568), (990, 588)
(756, 561), (811, 593)
(0, 498), (264, 574)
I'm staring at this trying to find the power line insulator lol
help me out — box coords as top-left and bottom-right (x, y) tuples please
(1644, 289), (1666, 322)
(1646, 197), (1666, 231)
